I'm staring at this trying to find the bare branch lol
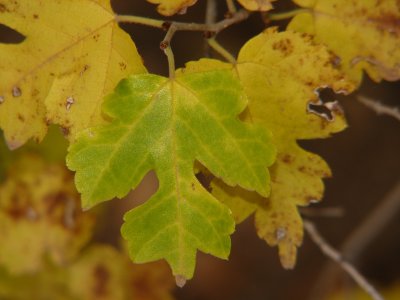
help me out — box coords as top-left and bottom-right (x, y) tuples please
(309, 179), (400, 300)
(204, 0), (218, 56)
(116, 9), (249, 35)
(304, 220), (384, 300)
(358, 95), (400, 122)
(300, 207), (345, 218)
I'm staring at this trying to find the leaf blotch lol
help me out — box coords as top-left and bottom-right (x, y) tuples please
(93, 264), (110, 297)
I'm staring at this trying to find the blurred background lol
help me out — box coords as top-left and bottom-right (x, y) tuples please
(1, 0), (399, 299)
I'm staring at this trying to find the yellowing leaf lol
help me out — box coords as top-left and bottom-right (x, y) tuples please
(0, 0), (146, 149)
(328, 282), (400, 300)
(147, 0), (198, 16)
(67, 70), (275, 280)
(67, 246), (129, 300)
(288, 0), (400, 86)
(184, 28), (354, 268)
(0, 153), (95, 274)
(0, 245), (176, 300)
(237, 0), (275, 11)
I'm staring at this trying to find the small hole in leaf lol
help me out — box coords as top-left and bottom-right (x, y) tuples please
(0, 24), (26, 44)
(194, 161), (213, 192)
(318, 88), (339, 103)
(307, 103), (334, 121)
(308, 88), (345, 121)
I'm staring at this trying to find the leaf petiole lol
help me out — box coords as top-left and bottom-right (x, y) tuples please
(268, 8), (310, 21)
(207, 38), (236, 64)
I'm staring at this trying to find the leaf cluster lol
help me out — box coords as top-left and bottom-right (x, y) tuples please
(0, 0), (399, 286)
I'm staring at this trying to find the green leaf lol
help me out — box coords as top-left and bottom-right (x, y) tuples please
(67, 69), (275, 280)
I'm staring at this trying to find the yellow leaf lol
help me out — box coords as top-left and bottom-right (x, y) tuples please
(0, 0), (146, 149)
(288, 0), (400, 86)
(68, 245), (175, 300)
(147, 0), (198, 16)
(183, 28), (354, 268)
(0, 244), (176, 300)
(237, 0), (275, 11)
(0, 153), (95, 274)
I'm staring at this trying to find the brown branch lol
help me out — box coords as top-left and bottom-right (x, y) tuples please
(116, 9), (249, 36)
(309, 179), (400, 299)
(304, 220), (385, 300)
(341, 180), (400, 262)
(358, 95), (400, 122)
(300, 206), (345, 218)
(204, 0), (218, 57)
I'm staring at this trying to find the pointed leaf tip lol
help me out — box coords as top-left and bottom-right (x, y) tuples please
(175, 275), (187, 288)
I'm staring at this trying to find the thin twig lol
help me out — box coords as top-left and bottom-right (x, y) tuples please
(309, 179), (400, 300)
(267, 8), (310, 21)
(204, 0), (218, 57)
(341, 180), (400, 262)
(300, 207), (345, 218)
(226, 0), (237, 14)
(116, 9), (249, 34)
(304, 220), (384, 300)
(205, 0), (218, 25)
(118, 9), (248, 75)
(358, 96), (400, 122)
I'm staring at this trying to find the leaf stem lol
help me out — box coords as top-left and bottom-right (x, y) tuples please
(207, 38), (236, 64)
(268, 8), (310, 21)
(115, 15), (164, 28)
(164, 46), (175, 79)
(204, 0), (218, 56)
(226, 0), (237, 14)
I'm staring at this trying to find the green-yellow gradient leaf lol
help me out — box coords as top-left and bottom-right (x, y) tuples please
(67, 70), (275, 280)
(147, 0), (198, 16)
(237, 0), (275, 11)
(288, 0), (400, 86)
(0, 0), (146, 149)
(0, 153), (95, 274)
(185, 28), (354, 268)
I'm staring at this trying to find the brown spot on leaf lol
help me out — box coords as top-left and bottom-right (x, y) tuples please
(17, 114), (25, 122)
(31, 89), (39, 97)
(369, 13), (400, 36)
(272, 38), (294, 56)
(61, 126), (70, 137)
(93, 264), (110, 297)
(0, 4), (7, 12)
(119, 62), (127, 71)
(298, 166), (306, 173)
(7, 205), (27, 221)
(92, 33), (100, 41)
(33, 14), (38, 19)
(281, 154), (294, 164)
